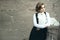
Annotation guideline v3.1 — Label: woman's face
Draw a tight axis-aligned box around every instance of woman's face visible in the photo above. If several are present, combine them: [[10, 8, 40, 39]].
[[40, 5, 45, 12]]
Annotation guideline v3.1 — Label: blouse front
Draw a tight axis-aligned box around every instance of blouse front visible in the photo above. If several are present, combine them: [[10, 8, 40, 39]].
[[33, 12, 50, 28]]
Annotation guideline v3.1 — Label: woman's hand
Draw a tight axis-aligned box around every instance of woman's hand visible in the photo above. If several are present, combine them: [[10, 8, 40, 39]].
[[36, 28, 40, 31]]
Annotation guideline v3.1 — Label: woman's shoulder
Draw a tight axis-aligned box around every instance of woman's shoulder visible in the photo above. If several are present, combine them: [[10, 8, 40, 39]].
[[33, 12, 50, 15], [46, 12, 49, 14], [33, 12, 37, 15], [45, 12, 50, 15], [33, 13, 36, 17]]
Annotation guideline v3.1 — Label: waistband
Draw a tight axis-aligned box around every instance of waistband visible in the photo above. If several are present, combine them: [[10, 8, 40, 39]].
[[33, 26, 48, 29]]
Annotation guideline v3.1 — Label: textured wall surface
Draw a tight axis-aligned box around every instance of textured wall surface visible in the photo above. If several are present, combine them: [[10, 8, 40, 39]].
[[0, 0, 60, 40]]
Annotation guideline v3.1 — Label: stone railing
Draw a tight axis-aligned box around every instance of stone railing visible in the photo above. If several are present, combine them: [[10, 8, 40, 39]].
[[47, 26, 60, 40]]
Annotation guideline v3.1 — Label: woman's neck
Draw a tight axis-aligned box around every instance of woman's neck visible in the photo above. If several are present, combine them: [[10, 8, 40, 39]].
[[39, 12, 44, 13]]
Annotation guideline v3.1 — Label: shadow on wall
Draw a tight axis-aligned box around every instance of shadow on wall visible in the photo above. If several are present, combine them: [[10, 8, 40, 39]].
[[0, 14, 3, 40], [0, 28, 2, 40]]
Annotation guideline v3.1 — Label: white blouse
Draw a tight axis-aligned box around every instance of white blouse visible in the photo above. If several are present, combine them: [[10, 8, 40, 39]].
[[33, 12, 50, 28]]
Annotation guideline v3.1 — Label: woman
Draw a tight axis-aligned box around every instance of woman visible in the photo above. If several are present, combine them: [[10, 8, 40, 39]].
[[29, 2, 51, 40]]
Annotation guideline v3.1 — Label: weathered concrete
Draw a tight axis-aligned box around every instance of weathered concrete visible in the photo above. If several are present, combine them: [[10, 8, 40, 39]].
[[0, 0, 60, 40]]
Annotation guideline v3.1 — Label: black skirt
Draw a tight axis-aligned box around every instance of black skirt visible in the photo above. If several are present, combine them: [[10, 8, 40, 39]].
[[29, 26, 48, 40]]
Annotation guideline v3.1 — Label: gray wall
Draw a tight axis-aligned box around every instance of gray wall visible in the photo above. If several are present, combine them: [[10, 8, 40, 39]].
[[0, 0, 60, 40]]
